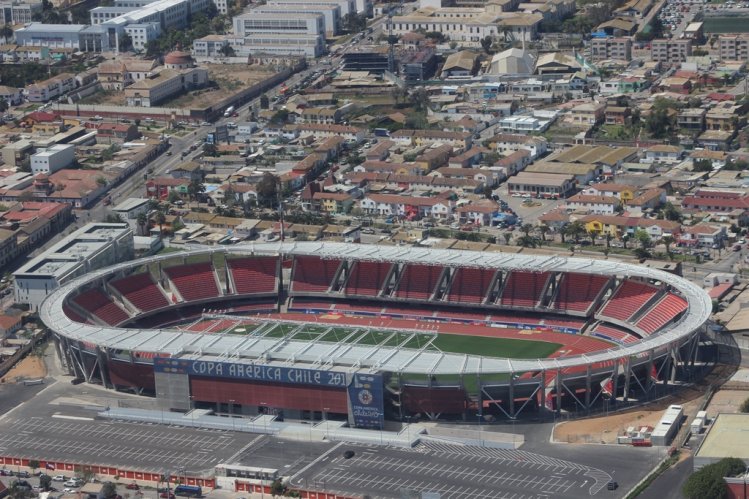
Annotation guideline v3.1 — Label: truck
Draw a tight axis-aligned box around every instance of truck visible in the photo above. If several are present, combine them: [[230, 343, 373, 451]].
[[223, 106, 235, 117]]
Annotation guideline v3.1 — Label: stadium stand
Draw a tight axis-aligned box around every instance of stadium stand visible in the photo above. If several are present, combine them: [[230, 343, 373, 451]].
[[499, 271, 550, 308], [394, 264, 443, 300], [446, 268, 495, 304], [590, 323, 639, 344], [165, 263, 220, 301], [110, 273, 170, 312], [227, 257, 278, 295], [290, 256, 340, 294], [551, 273, 610, 314], [344, 261, 392, 296], [63, 304, 89, 324], [72, 288, 130, 326], [635, 293, 688, 334], [597, 280, 660, 322]]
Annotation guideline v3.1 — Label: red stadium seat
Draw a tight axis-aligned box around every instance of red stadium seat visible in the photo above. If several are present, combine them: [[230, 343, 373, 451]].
[[165, 263, 220, 301], [635, 293, 688, 334], [598, 280, 660, 322], [446, 268, 495, 304], [227, 257, 278, 295], [290, 256, 341, 294], [110, 273, 169, 312], [72, 288, 130, 326], [344, 261, 391, 297], [590, 323, 639, 344], [394, 264, 442, 301], [551, 273, 610, 314], [499, 271, 550, 308]]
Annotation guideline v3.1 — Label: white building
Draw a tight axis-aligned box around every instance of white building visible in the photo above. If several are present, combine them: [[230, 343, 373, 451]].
[[254, 5, 340, 36], [267, 0, 354, 17], [111, 197, 151, 232], [233, 12, 325, 37], [25, 73, 77, 102], [0, 0, 43, 25], [123, 22, 162, 51], [15, 23, 86, 49], [30, 145, 76, 175], [13, 223, 133, 310], [0, 85, 23, 106], [233, 33, 325, 57]]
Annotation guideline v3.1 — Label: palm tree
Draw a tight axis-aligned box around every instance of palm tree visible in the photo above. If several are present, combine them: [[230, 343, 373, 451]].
[[538, 223, 549, 243], [155, 211, 166, 238], [587, 229, 597, 246], [188, 179, 205, 208], [520, 223, 534, 237], [564, 220, 587, 244], [136, 212, 148, 236], [660, 235, 675, 260], [621, 233, 630, 250], [502, 232, 512, 245], [605, 233, 613, 249], [0, 24, 13, 44]]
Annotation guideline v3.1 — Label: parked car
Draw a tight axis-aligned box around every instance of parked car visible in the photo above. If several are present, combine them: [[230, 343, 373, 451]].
[[63, 479, 82, 487], [52, 475, 67, 482], [16, 471, 30, 479], [126, 483, 140, 490], [160, 492, 175, 499]]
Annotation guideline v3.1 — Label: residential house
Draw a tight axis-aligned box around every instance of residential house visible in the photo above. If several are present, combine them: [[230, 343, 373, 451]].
[[457, 200, 500, 226], [566, 194, 620, 214], [605, 106, 631, 125], [566, 102, 605, 126], [642, 145, 683, 164], [677, 107, 706, 131], [488, 133, 548, 159], [312, 191, 353, 213], [679, 223, 726, 247]]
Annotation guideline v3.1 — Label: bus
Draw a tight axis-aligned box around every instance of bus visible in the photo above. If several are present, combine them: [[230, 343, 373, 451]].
[[174, 485, 202, 497]]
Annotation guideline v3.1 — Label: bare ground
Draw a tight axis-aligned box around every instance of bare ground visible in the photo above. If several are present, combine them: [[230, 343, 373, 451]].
[[2, 354, 47, 383]]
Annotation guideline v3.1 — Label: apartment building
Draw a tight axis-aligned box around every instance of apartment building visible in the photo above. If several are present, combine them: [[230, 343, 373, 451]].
[[24, 73, 76, 102], [719, 34, 749, 61], [124, 67, 208, 107], [267, 0, 354, 17], [589, 36, 631, 62], [650, 39, 692, 63]]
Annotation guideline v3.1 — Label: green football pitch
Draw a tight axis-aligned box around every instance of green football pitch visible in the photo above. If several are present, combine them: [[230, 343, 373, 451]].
[[211, 321, 562, 360]]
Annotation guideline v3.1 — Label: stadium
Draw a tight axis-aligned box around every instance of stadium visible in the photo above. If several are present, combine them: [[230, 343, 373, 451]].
[[39, 242, 712, 428]]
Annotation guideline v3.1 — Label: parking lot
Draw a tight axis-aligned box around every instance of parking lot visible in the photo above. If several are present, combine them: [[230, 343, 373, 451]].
[[0, 381, 254, 474], [291, 441, 613, 499]]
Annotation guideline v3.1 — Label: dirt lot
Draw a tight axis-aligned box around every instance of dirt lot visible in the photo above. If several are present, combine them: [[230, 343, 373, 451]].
[[2, 354, 47, 383], [81, 63, 279, 109]]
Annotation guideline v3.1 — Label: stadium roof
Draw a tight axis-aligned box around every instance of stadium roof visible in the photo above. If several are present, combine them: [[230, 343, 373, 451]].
[[40, 242, 711, 376]]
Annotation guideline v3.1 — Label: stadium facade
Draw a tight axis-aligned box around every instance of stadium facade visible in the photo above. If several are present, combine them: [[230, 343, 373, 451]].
[[40, 243, 711, 428]]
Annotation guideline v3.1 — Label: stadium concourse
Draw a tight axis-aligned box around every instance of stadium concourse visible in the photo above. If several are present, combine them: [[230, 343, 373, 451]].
[[39, 242, 711, 428]]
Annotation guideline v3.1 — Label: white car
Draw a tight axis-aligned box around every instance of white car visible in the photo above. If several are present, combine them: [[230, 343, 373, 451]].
[[64, 479, 82, 487], [52, 475, 67, 482], [63, 488, 76, 493]]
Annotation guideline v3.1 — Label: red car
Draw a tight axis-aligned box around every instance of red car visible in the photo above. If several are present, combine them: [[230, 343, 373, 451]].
[[160, 493, 175, 499], [126, 484, 139, 490]]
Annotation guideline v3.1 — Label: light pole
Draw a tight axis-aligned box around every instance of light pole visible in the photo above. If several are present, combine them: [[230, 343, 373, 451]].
[[228, 399, 235, 431], [476, 413, 483, 447], [260, 402, 268, 434], [189, 396, 195, 426]]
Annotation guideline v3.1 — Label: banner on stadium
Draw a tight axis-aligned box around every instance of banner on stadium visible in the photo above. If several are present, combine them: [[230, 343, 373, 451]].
[[346, 372, 384, 430], [154, 358, 348, 388]]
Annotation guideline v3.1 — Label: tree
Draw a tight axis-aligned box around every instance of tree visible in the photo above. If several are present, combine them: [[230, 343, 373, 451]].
[[635, 229, 652, 249], [563, 220, 587, 244], [502, 232, 512, 245], [520, 223, 534, 237], [342, 12, 367, 33], [480, 36, 493, 54], [203, 142, 218, 157], [260, 93, 270, 109], [269, 479, 286, 497], [517, 234, 540, 248], [188, 178, 205, 206], [155, 211, 166, 238], [219, 43, 235, 57], [661, 201, 682, 222], [621, 233, 630, 250], [257, 172, 279, 208], [28, 460, 39, 475], [538, 224, 549, 242], [740, 396, 749, 413], [409, 87, 430, 112], [118, 33, 133, 52], [0, 24, 13, 43], [145, 39, 161, 58], [660, 235, 675, 259], [136, 212, 148, 236], [102, 482, 117, 499], [39, 474, 52, 492], [692, 158, 713, 172], [0, 98, 8, 114], [683, 457, 746, 499]]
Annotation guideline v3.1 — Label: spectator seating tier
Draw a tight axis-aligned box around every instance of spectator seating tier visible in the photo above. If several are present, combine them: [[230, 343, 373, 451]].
[[499, 271, 550, 308], [590, 323, 639, 344], [344, 261, 392, 296], [598, 280, 660, 322], [227, 257, 278, 295], [552, 273, 610, 314], [446, 268, 495, 304], [165, 263, 220, 301], [291, 256, 341, 294], [635, 293, 688, 334], [72, 288, 130, 326], [394, 264, 443, 300], [110, 272, 170, 312]]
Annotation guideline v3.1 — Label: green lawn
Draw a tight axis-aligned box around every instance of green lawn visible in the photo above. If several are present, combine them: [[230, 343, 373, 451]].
[[432, 335, 561, 359]]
